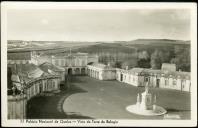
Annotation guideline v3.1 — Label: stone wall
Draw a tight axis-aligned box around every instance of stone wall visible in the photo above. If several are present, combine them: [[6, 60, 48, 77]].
[[8, 95, 27, 119]]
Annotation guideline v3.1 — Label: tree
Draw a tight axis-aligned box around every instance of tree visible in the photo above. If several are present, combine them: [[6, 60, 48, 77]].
[[171, 46, 190, 72], [137, 51, 150, 68], [150, 50, 163, 69], [121, 58, 138, 69], [138, 51, 149, 60]]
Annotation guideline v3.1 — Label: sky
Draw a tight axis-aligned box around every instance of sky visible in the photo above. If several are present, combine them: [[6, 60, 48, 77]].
[[7, 9, 191, 41]]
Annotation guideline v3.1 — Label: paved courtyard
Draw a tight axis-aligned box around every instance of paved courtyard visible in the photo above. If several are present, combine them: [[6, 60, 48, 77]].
[[63, 76, 191, 119], [27, 76, 191, 119]]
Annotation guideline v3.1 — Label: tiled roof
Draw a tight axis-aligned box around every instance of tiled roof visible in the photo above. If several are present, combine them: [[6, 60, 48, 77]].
[[11, 74, 20, 83], [161, 63, 176, 71], [7, 51, 32, 60], [8, 64, 61, 88], [128, 67, 190, 80], [129, 68, 144, 73], [8, 64, 44, 79], [144, 69, 162, 75], [90, 62, 113, 69], [53, 52, 88, 58], [39, 62, 65, 73], [27, 68, 44, 78], [76, 52, 88, 56]]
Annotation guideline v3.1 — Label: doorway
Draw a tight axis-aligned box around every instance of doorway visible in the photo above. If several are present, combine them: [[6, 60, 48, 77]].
[[81, 68, 86, 75], [39, 83, 42, 93], [120, 74, 123, 81], [76, 68, 80, 75], [156, 79, 160, 88], [68, 68, 72, 75]]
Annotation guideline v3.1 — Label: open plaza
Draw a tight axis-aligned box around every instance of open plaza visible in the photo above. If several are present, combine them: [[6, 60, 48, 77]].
[[27, 76, 191, 120]]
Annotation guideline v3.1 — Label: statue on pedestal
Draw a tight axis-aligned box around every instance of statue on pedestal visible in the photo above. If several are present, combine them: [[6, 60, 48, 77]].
[[126, 80, 167, 116], [153, 94, 157, 110], [136, 93, 141, 107], [140, 81, 152, 110]]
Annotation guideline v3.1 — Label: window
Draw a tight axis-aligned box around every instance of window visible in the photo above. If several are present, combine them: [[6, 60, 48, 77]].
[[165, 79, 168, 86], [71, 60, 74, 66], [31, 86, 34, 96], [182, 80, 185, 89], [45, 82, 47, 90], [82, 60, 85, 66], [53, 81, 55, 88], [77, 59, 80, 66], [145, 77, 149, 82], [173, 79, 177, 86], [35, 84, 38, 93]]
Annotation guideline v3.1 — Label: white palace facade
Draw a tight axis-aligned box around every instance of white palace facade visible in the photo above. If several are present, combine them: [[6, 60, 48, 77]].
[[87, 63, 116, 80], [51, 52, 98, 75], [87, 63, 191, 92]]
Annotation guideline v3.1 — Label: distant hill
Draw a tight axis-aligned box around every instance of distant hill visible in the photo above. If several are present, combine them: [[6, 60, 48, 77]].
[[7, 40, 99, 52], [7, 39, 190, 54], [73, 39, 190, 54], [123, 39, 190, 45]]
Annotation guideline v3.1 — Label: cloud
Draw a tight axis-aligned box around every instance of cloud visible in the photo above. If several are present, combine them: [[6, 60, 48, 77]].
[[7, 9, 191, 41]]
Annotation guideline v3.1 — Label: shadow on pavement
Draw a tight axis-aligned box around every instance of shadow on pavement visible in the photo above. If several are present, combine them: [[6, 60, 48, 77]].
[[27, 80, 92, 119], [166, 108, 190, 112]]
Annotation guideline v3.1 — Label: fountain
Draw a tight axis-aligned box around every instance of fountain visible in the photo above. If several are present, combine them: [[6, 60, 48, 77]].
[[126, 82, 167, 116]]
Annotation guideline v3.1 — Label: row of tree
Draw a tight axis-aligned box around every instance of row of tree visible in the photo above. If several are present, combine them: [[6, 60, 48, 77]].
[[96, 45, 190, 72]]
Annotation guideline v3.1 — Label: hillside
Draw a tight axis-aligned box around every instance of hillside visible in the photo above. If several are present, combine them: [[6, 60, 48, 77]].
[[7, 39, 191, 71], [123, 39, 190, 45], [73, 39, 190, 72], [74, 39, 190, 54]]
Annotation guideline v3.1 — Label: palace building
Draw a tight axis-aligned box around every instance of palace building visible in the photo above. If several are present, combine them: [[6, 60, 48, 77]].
[[7, 50, 38, 65], [87, 62, 116, 80], [7, 63, 62, 119], [116, 64, 191, 92], [51, 52, 98, 75]]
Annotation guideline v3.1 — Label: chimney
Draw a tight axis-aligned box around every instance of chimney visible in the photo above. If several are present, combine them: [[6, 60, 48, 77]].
[[126, 66, 129, 70]]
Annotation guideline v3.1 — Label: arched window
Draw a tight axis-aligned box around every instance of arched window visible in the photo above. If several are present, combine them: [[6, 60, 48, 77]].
[[53, 80, 55, 89], [39, 81, 42, 93], [35, 83, 38, 94], [165, 78, 168, 86], [173, 79, 177, 86], [31, 85, 34, 96], [45, 81, 47, 91]]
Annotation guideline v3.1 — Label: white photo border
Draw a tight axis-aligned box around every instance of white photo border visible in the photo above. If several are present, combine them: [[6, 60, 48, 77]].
[[1, 2, 197, 127]]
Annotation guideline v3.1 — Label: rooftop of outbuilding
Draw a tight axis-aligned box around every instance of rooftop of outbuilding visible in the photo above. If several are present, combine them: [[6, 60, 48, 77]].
[[89, 62, 114, 69], [128, 67, 190, 80]]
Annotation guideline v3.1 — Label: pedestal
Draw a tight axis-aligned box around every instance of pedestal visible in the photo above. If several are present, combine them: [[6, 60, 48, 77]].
[[140, 92, 152, 110]]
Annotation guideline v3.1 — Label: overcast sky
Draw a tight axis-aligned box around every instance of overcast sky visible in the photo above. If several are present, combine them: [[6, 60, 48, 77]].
[[7, 9, 190, 41]]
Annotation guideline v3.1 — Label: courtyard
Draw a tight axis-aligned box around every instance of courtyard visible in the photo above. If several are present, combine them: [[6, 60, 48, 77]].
[[27, 76, 191, 120]]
